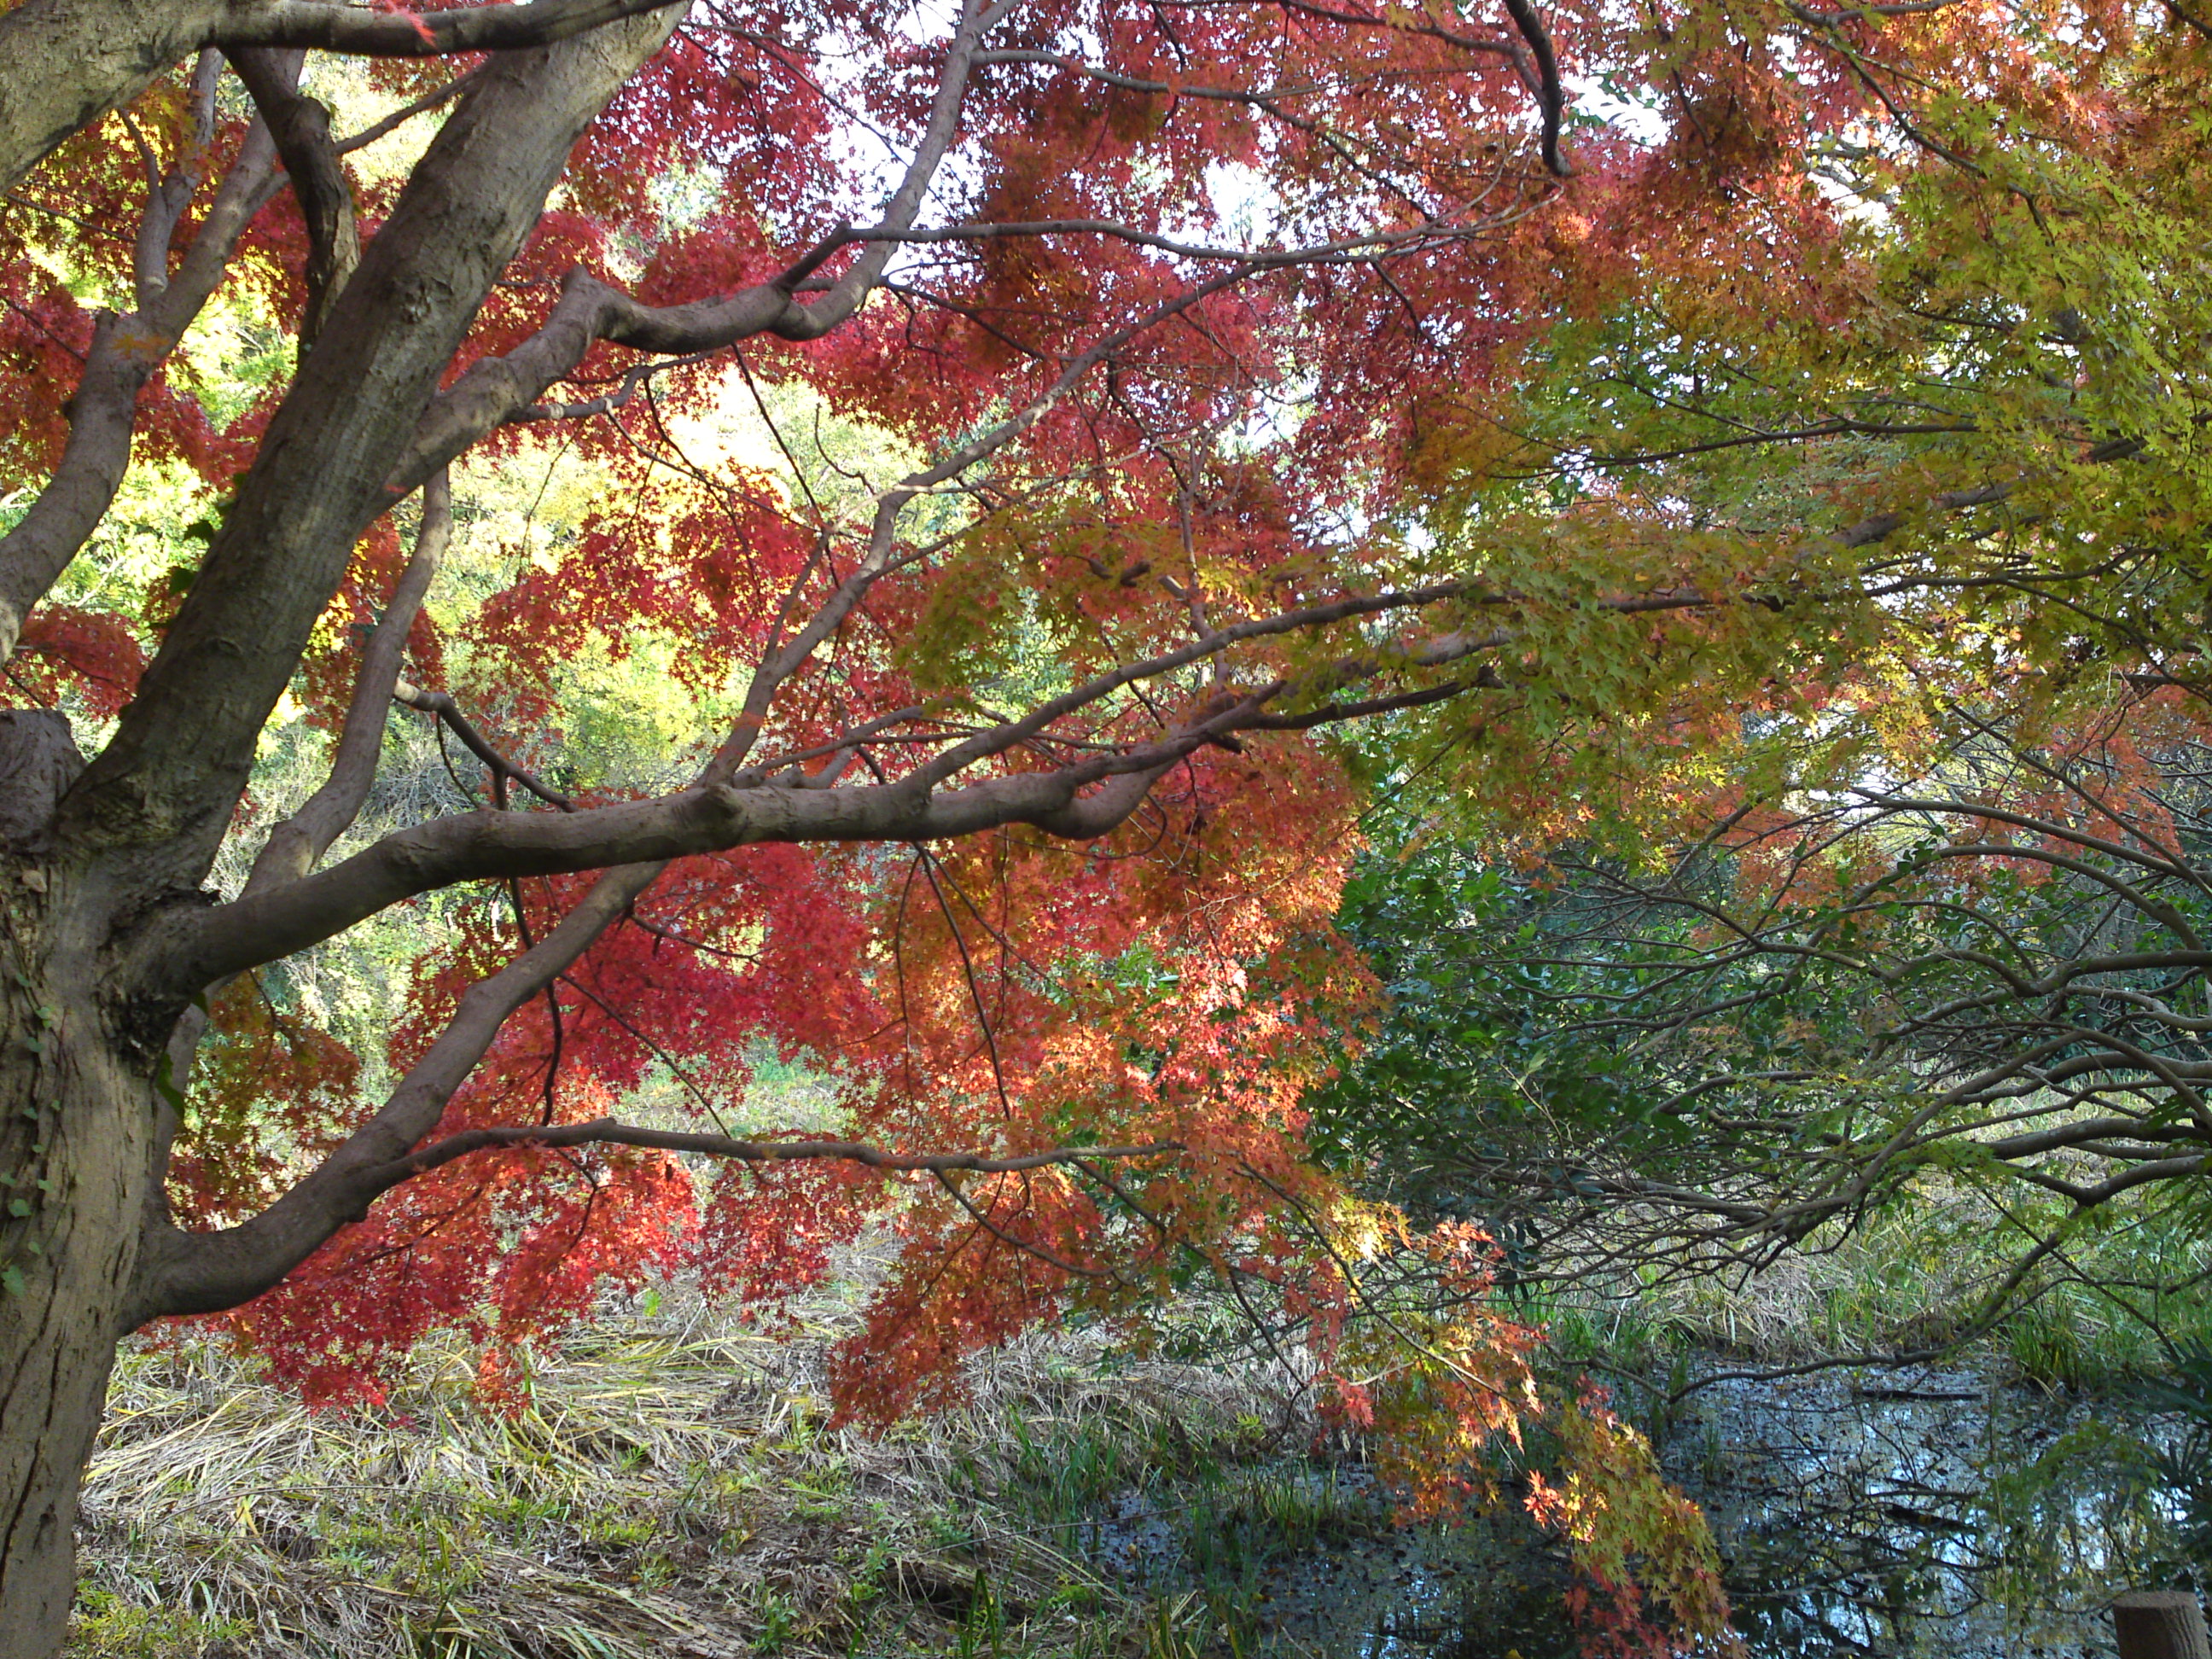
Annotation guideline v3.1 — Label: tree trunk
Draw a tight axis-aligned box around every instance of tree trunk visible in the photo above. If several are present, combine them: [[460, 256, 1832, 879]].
[[0, 1008, 157, 1658], [2116, 1592, 2212, 1659], [0, 714, 160, 1659]]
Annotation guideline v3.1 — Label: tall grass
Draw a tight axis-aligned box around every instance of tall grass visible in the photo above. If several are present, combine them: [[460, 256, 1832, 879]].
[[69, 1284, 1367, 1659]]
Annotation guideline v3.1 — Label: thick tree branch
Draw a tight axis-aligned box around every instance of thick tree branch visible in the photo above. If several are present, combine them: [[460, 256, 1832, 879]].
[[56, 5, 685, 882], [1828, 438, 2139, 549], [387, 0, 1012, 496], [0, 0, 226, 200], [183, 577, 1487, 981], [128, 860, 664, 1324], [157, 738, 1204, 994], [0, 0, 672, 204], [366, 1122, 1183, 1188], [153, 543, 1856, 993], [1498, 0, 1572, 177], [1980, 1117, 2202, 1162], [227, 47, 360, 350], [208, 0, 683, 54], [131, 53, 223, 310]]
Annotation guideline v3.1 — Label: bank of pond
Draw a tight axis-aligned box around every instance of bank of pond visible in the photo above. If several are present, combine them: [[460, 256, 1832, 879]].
[[69, 1319, 2202, 1658], [1071, 1355, 2189, 1658]]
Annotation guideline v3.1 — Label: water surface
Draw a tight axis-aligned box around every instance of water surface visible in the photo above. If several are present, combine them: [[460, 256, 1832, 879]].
[[1094, 1359, 2159, 1657]]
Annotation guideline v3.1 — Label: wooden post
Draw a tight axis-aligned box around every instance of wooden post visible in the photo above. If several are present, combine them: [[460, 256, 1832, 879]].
[[2115, 1592, 2212, 1659]]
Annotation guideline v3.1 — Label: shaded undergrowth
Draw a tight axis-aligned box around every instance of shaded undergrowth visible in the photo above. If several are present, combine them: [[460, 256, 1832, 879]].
[[1518, 1190, 2212, 1403]]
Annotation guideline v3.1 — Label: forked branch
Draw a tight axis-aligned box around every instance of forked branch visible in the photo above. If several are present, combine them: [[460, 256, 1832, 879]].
[[387, 0, 1012, 495], [128, 859, 667, 1323], [393, 680, 575, 812], [229, 47, 361, 348], [245, 473, 452, 893]]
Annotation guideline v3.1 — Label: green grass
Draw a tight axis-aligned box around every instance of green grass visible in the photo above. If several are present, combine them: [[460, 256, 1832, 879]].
[[1514, 1174, 2212, 1397]]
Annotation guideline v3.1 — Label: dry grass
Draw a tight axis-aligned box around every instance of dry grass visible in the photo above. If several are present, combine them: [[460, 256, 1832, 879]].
[[69, 1282, 1305, 1659]]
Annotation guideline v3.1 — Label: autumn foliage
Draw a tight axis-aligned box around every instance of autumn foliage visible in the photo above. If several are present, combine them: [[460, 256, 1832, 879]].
[[6, 0, 2202, 1650]]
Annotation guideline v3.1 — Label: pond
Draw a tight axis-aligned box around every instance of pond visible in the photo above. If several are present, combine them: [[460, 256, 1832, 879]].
[[1088, 1359, 2171, 1658]]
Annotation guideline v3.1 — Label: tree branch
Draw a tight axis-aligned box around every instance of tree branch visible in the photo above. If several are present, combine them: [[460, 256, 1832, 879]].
[[370, 1121, 1182, 1188], [392, 677, 575, 812], [155, 730, 1207, 994], [0, 0, 672, 207], [1498, 0, 1572, 177], [385, 0, 1009, 497], [131, 52, 223, 311], [243, 473, 451, 893], [337, 68, 481, 153], [55, 7, 684, 884], [151, 540, 1853, 993], [228, 47, 361, 350], [208, 0, 684, 56], [0, 113, 281, 667], [699, 265, 1263, 787], [127, 859, 664, 1324]]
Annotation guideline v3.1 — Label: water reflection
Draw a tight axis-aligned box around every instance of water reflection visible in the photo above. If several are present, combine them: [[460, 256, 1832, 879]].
[[1091, 1360, 2155, 1657], [1664, 1365, 2100, 1658]]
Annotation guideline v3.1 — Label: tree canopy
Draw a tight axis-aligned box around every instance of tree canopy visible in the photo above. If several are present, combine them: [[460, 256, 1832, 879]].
[[1313, 2, 2212, 1371], [3, 0, 2208, 1651]]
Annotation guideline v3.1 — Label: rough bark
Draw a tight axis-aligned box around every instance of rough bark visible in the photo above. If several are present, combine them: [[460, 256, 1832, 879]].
[[0, 713, 84, 848], [0, 0, 225, 200], [0, 20, 681, 1656], [2115, 1592, 2212, 1659], [0, 869, 164, 1659], [0, 1080, 145, 1659]]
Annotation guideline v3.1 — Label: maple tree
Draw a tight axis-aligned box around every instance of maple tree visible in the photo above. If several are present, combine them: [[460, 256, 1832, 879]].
[[0, 0, 2177, 1650], [1311, 1, 2212, 1366]]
